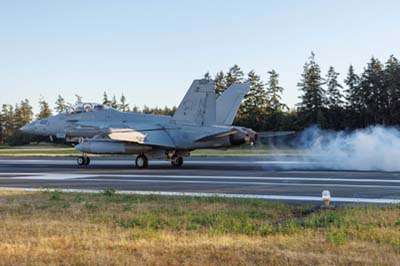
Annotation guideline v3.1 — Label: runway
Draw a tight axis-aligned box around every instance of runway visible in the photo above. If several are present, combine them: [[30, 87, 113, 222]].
[[0, 156, 399, 203]]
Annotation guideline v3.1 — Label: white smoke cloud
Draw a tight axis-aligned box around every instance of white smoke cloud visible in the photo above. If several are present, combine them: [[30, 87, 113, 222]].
[[294, 126, 400, 172]]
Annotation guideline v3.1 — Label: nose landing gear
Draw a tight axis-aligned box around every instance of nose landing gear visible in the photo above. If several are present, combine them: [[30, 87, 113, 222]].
[[135, 154, 149, 169], [167, 150, 187, 167]]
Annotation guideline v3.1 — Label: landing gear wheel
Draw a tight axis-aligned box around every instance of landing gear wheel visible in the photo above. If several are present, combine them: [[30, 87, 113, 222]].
[[171, 156, 184, 167], [77, 156, 85, 166], [135, 154, 148, 169], [77, 156, 90, 166]]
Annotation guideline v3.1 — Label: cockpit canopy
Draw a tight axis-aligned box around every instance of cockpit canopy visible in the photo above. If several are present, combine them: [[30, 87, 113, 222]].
[[67, 103, 110, 114]]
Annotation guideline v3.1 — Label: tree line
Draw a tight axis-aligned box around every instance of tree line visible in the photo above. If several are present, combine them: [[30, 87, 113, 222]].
[[207, 53, 400, 131], [296, 53, 400, 129], [1, 52, 399, 145]]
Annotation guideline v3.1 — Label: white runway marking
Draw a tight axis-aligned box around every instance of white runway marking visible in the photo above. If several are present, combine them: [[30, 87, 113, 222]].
[[0, 173, 93, 180], [0, 187, 399, 204], [15, 174, 93, 180], [1, 173, 400, 189], [77, 178, 400, 189], [97, 174, 400, 183], [2, 173, 400, 184]]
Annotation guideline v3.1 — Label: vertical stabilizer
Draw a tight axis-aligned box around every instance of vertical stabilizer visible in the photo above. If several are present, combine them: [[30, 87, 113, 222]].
[[172, 79, 216, 126], [216, 83, 250, 125]]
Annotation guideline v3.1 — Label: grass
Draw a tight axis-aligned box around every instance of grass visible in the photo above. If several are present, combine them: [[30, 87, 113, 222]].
[[0, 190, 399, 265], [0, 144, 301, 157], [0, 143, 80, 157], [0, 147, 80, 156]]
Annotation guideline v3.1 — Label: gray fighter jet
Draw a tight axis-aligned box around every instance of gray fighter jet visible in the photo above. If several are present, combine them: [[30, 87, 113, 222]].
[[21, 79, 257, 168]]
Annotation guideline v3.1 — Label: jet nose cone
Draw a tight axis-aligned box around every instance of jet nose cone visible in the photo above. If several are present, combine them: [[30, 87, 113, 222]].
[[20, 122, 36, 134]]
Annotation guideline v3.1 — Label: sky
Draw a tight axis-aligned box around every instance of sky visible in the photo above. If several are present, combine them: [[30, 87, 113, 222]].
[[0, 0, 399, 114]]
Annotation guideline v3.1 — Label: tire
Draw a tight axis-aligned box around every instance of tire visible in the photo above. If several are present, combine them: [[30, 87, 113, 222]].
[[84, 157, 91, 166], [171, 156, 184, 167], [77, 156, 85, 166], [135, 154, 148, 169]]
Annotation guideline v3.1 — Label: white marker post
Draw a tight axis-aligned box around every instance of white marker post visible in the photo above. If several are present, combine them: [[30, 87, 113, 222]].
[[322, 190, 331, 207]]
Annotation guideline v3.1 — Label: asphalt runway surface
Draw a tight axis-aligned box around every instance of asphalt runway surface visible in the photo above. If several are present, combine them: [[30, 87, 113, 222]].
[[0, 156, 399, 204]]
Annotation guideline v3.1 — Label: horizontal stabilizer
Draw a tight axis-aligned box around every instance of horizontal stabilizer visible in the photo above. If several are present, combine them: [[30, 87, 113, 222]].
[[195, 129, 237, 142], [258, 131, 296, 138]]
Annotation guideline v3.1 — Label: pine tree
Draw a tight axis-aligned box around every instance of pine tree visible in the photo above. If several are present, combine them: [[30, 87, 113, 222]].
[[242, 70, 268, 114], [55, 95, 69, 113], [359, 57, 386, 125], [266, 70, 287, 112], [214, 71, 226, 96], [297, 52, 326, 126], [325, 66, 344, 108], [111, 95, 118, 109], [14, 99, 33, 128], [235, 70, 269, 129], [384, 55, 400, 124], [131, 105, 140, 113], [162, 106, 177, 116], [37, 97, 53, 119], [344, 65, 361, 109], [5, 100, 33, 145], [103, 92, 111, 106], [225, 65, 244, 87], [119, 94, 129, 112], [0, 104, 14, 143], [344, 65, 363, 128], [324, 67, 344, 129], [142, 105, 151, 114]]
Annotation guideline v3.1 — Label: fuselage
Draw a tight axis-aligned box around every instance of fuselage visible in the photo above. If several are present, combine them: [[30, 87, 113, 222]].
[[21, 109, 171, 139], [21, 108, 256, 152], [19, 79, 255, 168]]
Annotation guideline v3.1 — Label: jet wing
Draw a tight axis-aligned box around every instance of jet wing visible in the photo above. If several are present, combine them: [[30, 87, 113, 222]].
[[73, 122, 177, 148], [108, 126, 235, 148]]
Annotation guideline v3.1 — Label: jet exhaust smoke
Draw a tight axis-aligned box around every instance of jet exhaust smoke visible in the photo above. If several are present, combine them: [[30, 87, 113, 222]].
[[290, 125, 400, 172]]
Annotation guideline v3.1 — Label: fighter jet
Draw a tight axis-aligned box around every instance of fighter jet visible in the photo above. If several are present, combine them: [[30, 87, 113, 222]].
[[20, 79, 257, 168]]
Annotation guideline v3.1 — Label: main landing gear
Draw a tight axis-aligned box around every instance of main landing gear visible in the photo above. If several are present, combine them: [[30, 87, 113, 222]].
[[77, 155, 90, 166], [135, 154, 149, 169], [171, 156, 184, 167]]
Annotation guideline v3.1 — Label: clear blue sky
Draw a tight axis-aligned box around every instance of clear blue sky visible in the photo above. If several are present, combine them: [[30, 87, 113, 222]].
[[1, 0, 399, 113]]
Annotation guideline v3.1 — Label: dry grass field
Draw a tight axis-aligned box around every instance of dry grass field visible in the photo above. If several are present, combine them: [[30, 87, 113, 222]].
[[0, 190, 399, 266]]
